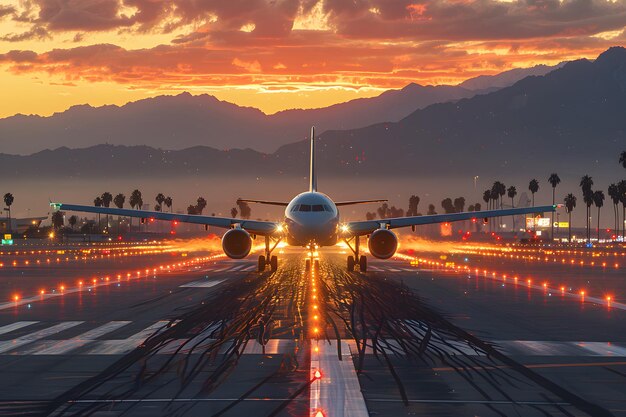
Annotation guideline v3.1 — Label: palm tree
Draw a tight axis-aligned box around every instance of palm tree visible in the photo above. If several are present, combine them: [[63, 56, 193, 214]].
[[507, 186, 517, 231], [619, 180, 626, 239], [620, 150, 626, 169], [94, 196, 103, 230], [548, 173, 561, 240], [101, 192, 113, 233], [155, 193, 165, 211], [608, 184, 620, 237], [482, 190, 491, 210], [68, 215, 78, 231], [528, 179, 539, 206], [196, 197, 207, 214], [564, 194, 577, 242], [583, 190, 594, 243], [3, 193, 13, 232], [528, 179, 539, 231], [114, 193, 125, 234], [164, 196, 173, 213], [593, 190, 605, 241], [129, 190, 142, 232], [580, 175, 593, 242]]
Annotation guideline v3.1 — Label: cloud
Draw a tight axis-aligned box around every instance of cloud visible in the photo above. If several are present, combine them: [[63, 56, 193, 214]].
[[0, 5, 15, 19], [1, 26, 50, 42], [0, 0, 625, 104]]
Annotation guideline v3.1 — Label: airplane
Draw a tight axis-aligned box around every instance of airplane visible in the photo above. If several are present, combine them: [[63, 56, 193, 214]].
[[52, 127, 557, 273]]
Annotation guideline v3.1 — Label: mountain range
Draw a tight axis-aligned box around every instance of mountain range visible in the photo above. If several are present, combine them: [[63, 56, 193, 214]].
[[0, 47, 623, 181], [0, 62, 562, 155]]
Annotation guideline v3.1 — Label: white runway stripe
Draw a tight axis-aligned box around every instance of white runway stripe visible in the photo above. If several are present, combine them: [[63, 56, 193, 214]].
[[387, 268, 402, 272], [26, 321, 132, 355], [241, 265, 256, 272], [575, 342, 626, 356], [180, 279, 225, 288], [368, 266, 383, 271], [85, 321, 171, 355], [0, 322, 83, 354], [0, 321, 39, 336], [311, 340, 369, 417]]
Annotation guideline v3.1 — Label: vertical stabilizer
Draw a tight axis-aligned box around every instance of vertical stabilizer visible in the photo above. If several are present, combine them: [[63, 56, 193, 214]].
[[309, 126, 317, 192]]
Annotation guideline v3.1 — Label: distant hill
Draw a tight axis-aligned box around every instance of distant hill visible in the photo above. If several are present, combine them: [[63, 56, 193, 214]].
[[458, 62, 566, 91], [0, 63, 562, 155], [275, 47, 626, 178]]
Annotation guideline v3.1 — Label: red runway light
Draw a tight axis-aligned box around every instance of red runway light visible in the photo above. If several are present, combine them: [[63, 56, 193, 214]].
[[314, 370, 322, 379]]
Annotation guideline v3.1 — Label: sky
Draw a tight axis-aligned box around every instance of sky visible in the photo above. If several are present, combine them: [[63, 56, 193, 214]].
[[0, 0, 625, 118]]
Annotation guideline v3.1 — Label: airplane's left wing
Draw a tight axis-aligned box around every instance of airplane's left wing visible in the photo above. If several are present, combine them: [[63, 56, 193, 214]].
[[52, 203, 279, 236], [345, 205, 558, 236]]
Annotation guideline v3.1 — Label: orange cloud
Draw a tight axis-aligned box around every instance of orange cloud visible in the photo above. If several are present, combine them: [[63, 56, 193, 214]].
[[0, 0, 625, 115]]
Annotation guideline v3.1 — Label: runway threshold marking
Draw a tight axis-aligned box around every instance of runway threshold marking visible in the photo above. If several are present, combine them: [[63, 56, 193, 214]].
[[0, 321, 83, 354], [310, 340, 369, 417], [0, 321, 39, 336], [24, 321, 132, 355], [84, 320, 170, 355], [180, 279, 225, 288]]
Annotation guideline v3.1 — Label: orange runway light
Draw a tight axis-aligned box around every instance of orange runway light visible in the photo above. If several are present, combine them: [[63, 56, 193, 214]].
[[315, 411, 325, 417], [314, 370, 322, 379], [12, 295, 19, 302], [314, 346, 319, 353], [60, 285, 65, 291], [40, 290, 45, 295]]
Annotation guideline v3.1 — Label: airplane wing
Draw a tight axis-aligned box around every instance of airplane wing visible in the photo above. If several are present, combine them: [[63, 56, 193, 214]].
[[236, 199, 289, 207], [335, 199, 388, 206], [345, 205, 558, 236], [52, 203, 279, 236]]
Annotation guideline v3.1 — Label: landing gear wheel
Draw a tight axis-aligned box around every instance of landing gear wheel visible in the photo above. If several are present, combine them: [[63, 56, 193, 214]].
[[305, 259, 311, 272], [359, 255, 367, 272], [347, 255, 355, 272], [270, 255, 278, 271], [315, 259, 320, 270], [258, 255, 266, 272]]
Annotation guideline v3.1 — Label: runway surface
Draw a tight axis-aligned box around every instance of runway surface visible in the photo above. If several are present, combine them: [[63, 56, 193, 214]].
[[0, 239, 625, 416]]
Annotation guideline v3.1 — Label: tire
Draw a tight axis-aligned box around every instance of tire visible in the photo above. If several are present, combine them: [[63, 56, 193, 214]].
[[314, 259, 320, 270], [258, 255, 266, 272], [270, 255, 278, 271], [305, 259, 311, 272], [347, 255, 355, 272], [359, 255, 367, 272]]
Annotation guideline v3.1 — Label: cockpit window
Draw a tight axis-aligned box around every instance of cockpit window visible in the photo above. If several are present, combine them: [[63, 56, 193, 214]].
[[312, 205, 324, 212], [323, 205, 332, 212], [299, 204, 312, 212], [291, 205, 300, 212]]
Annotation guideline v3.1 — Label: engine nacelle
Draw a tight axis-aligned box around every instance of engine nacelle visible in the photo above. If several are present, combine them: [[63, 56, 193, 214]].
[[222, 229, 252, 259], [368, 229, 398, 259]]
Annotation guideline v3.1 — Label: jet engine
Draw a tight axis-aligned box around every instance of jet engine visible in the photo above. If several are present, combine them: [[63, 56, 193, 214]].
[[222, 229, 252, 259], [368, 229, 398, 259]]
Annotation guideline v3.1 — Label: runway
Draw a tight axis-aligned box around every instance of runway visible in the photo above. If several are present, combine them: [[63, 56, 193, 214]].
[[0, 239, 624, 416]]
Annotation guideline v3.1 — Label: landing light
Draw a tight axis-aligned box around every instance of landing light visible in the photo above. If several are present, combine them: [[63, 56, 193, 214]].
[[276, 224, 285, 233]]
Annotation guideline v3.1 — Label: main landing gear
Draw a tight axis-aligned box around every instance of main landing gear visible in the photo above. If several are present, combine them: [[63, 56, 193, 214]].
[[344, 236, 367, 272], [258, 236, 281, 272]]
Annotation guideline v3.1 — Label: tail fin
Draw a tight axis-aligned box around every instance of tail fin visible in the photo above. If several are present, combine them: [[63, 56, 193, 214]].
[[309, 126, 317, 192]]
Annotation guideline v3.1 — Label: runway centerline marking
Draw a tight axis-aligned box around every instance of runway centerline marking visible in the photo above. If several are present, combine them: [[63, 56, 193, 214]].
[[311, 340, 368, 417]]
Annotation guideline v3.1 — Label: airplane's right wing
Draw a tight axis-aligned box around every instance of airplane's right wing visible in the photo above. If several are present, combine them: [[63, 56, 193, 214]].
[[52, 203, 279, 236], [346, 205, 558, 236]]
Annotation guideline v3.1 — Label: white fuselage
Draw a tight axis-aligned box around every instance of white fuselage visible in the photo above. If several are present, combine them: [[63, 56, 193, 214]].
[[284, 192, 339, 247]]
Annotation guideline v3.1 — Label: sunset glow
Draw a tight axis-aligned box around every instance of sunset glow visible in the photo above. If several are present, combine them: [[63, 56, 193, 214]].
[[1, 0, 625, 116]]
